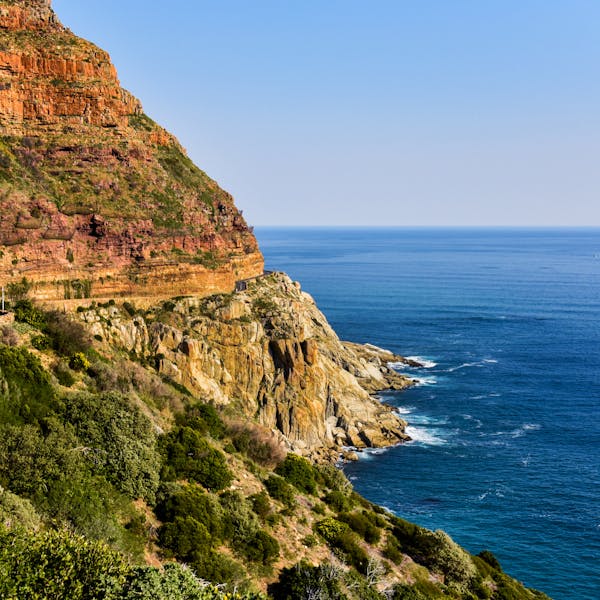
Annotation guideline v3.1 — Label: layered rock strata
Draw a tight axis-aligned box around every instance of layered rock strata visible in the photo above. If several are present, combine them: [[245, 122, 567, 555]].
[[80, 273, 414, 456], [0, 0, 263, 300]]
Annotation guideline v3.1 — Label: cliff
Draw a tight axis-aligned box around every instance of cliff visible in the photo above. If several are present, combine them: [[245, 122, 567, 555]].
[[79, 272, 414, 457], [0, 0, 263, 300]]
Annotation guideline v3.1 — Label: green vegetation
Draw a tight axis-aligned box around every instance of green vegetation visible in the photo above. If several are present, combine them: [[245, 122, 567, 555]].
[[0, 301, 550, 599]]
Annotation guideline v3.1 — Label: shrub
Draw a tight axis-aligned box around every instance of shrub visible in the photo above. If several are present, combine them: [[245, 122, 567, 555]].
[[31, 334, 51, 350], [0, 345, 56, 425], [323, 490, 354, 513], [123, 301, 137, 316], [156, 485, 224, 540], [62, 392, 161, 503], [179, 402, 225, 439], [190, 550, 246, 586], [314, 518, 349, 545], [243, 529, 280, 565], [0, 487, 41, 531], [159, 516, 211, 561], [268, 562, 346, 600], [159, 427, 233, 491], [275, 454, 317, 495], [220, 491, 259, 546], [383, 537, 403, 565], [43, 310, 91, 356], [53, 359, 75, 387], [250, 491, 272, 521], [122, 563, 208, 600], [338, 511, 381, 544], [69, 352, 90, 371], [264, 475, 296, 508], [0, 528, 129, 600], [316, 464, 352, 493], [13, 299, 45, 328], [478, 550, 502, 571]]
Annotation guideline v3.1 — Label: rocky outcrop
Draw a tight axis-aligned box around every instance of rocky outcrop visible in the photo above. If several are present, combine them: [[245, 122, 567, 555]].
[[80, 273, 416, 457], [0, 0, 262, 300]]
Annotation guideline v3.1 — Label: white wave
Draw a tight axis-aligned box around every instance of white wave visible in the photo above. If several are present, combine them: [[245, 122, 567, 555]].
[[470, 392, 501, 400], [405, 425, 448, 446], [405, 356, 438, 368], [411, 376, 438, 386], [511, 423, 541, 438], [447, 359, 497, 372], [394, 406, 414, 415]]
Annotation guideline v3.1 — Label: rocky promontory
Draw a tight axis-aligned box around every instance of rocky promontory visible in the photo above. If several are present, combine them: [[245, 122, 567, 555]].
[[79, 273, 415, 457]]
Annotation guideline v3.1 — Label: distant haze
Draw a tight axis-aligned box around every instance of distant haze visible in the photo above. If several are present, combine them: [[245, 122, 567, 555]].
[[54, 0, 600, 227]]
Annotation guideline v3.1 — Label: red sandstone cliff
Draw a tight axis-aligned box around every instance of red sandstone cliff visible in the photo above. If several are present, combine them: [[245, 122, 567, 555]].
[[0, 0, 263, 301]]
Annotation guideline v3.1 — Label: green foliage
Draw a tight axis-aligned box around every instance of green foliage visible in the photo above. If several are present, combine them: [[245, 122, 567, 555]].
[[178, 402, 225, 439], [220, 491, 260, 545], [315, 517, 349, 545], [159, 426, 233, 491], [156, 485, 224, 540], [13, 299, 45, 328], [324, 490, 354, 513], [53, 359, 75, 387], [269, 562, 347, 600], [43, 309, 91, 356], [264, 475, 296, 507], [69, 351, 90, 371], [6, 277, 31, 302], [31, 333, 51, 350], [383, 537, 404, 565], [250, 491, 272, 521], [159, 516, 211, 561], [275, 453, 317, 495], [478, 549, 502, 571], [316, 464, 352, 493], [243, 529, 280, 565], [0, 345, 56, 425], [191, 550, 247, 586], [62, 392, 161, 503], [338, 511, 382, 544], [0, 527, 129, 600], [0, 487, 41, 531]]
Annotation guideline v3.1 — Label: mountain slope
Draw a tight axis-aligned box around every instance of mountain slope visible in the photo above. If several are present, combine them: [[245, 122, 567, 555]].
[[0, 0, 262, 300]]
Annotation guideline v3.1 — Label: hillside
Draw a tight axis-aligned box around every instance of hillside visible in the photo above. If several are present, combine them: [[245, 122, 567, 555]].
[[0, 0, 262, 301], [0, 295, 550, 599]]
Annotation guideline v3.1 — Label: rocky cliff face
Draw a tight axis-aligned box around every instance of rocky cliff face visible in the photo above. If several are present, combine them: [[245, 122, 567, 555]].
[[0, 0, 262, 300], [80, 273, 414, 456]]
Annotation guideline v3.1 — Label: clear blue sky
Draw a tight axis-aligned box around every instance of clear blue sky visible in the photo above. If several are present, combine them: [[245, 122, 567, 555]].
[[53, 0, 600, 226]]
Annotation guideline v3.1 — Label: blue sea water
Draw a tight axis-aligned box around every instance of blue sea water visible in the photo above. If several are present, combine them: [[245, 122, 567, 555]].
[[255, 228, 600, 600]]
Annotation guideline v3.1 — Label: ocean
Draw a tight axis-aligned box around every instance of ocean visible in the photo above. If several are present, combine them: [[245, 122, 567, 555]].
[[255, 227, 600, 600]]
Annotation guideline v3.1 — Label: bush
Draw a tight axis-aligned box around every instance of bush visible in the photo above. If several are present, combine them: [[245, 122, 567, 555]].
[[264, 475, 296, 508], [275, 454, 317, 495], [156, 485, 224, 540], [31, 334, 51, 350], [268, 562, 346, 600], [242, 529, 280, 565], [190, 550, 246, 586], [179, 402, 225, 439], [220, 491, 259, 546], [43, 310, 91, 356], [338, 511, 381, 544], [159, 427, 233, 491], [122, 563, 208, 599], [53, 359, 75, 387], [62, 392, 161, 503], [478, 550, 502, 571], [159, 516, 211, 561], [13, 299, 45, 328], [0, 487, 41, 531], [323, 490, 354, 513], [69, 352, 90, 371], [0, 528, 128, 600], [0, 345, 56, 425], [250, 491, 272, 521]]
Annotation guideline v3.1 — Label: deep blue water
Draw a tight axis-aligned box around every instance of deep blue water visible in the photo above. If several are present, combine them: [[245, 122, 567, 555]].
[[255, 228, 600, 600]]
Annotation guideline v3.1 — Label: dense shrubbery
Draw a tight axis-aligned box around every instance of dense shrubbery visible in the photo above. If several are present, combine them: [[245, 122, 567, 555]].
[[315, 518, 369, 574], [264, 474, 296, 507], [338, 511, 382, 544], [269, 562, 347, 600], [0, 528, 265, 599], [324, 490, 355, 513], [158, 426, 233, 491], [178, 401, 226, 439], [62, 391, 161, 503], [275, 453, 317, 495], [0, 345, 56, 425]]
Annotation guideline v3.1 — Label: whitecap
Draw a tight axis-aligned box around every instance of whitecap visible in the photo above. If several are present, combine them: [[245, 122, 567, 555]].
[[447, 359, 497, 372], [411, 375, 438, 386], [405, 356, 438, 368], [394, 406, 414, 415], [405, 425, 448, 446]]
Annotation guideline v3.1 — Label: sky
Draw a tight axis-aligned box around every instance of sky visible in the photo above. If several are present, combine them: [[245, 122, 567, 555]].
[[53, 0, 600, 227]]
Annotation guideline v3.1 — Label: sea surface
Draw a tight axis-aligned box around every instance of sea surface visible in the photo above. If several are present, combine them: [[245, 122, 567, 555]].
[[255, 227, 600, 600]]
